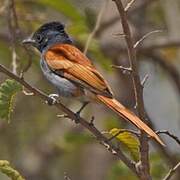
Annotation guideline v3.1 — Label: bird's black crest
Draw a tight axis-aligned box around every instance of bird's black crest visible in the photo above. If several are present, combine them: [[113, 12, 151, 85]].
[[35, 21, 65, 34]]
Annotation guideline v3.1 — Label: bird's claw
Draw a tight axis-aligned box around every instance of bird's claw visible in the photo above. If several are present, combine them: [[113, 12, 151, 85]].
[[46, 94, 59, 105], [76, 101, 89, 115]]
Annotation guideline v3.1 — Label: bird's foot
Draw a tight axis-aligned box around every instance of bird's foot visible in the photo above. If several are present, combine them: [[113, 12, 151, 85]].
[[46, 94, 59, 105], [76, 101, 89, 115], [74, 101, 89, 124]]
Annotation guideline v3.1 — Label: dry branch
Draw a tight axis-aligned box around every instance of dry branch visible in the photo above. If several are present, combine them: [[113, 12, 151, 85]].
[[112, 0, 151, 179], [0, 63, 137, 175]]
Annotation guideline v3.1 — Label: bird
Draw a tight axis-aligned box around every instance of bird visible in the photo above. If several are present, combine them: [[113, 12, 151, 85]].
[[22, 21, 164, 145]]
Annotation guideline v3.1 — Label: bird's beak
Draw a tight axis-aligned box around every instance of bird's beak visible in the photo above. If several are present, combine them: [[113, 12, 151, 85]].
[[22, 37, 36, 45]]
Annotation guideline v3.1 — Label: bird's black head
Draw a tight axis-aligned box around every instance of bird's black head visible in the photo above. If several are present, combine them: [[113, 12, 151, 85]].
[[22, 21, 72, 52]]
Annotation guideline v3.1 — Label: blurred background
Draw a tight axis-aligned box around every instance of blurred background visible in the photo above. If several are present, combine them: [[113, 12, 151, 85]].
[[0, 0, 180, 179]]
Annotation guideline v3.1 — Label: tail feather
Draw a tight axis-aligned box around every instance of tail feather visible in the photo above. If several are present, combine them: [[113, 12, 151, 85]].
[[97, 95, 165, 146]]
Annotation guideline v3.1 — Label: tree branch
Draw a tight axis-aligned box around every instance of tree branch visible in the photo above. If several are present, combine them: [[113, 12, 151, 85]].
[[156, 130, 180, 146], [112, 0, 151, 179], [0, 63, 138, 175]]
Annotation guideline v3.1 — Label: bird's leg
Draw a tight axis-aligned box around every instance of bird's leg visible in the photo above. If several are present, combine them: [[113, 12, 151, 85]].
[[46, 94, 59, 105], [74, 101, 89, 123]]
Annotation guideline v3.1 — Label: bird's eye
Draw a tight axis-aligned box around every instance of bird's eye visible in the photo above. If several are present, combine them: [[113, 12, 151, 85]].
[[36, 34, 42, 42]]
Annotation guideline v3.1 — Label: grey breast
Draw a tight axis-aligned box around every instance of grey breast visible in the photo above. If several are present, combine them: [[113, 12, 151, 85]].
[[40, 58, 78, 97]]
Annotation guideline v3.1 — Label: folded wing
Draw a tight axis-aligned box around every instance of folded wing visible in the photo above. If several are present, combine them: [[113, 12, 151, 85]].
[[44, 44, 113, 97]]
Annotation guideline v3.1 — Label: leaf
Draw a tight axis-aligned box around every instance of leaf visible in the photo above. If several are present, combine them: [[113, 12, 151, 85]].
[[109, 128, 140, 161], [0, 160, 25, 180], [0, 79, 22, 122]]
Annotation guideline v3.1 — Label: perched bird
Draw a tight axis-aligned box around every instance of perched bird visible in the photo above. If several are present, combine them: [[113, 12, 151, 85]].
[[22, 21, 164, 145]]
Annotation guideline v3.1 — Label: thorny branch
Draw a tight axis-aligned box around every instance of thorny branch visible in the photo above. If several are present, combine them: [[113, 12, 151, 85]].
[[112, 0, 151, 179], [0, 64, 137, 175]]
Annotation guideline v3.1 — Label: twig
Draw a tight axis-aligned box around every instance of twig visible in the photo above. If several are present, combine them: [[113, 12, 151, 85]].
[[7, 0, 32, 77], [102, 40, 180, 54], [125, 0, 136, 11], [141, 74, 149, 87], [134, 30, 163, 49], [112, 32, 126, 37], [156, 130, 180, 146], [111, 65, 132, 74], [163, 162, 180, 180], [7, 0, 19, 75], [113, 0, 151, 179], [0, 63, 138, 175], [57, 114, 69, 118], [83, 0, 108, 54], [12, 47, 18, 74], [96, 0, 157, 37]]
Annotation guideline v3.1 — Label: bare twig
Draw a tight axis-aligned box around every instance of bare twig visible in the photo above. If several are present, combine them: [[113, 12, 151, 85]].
[[7, 0, 33, 77], [0, 63, 138, 175], [156, 130, 180, 146], [111, 65, 132, 74], [7, 0, 19, 75], [113, 0, 151, 179], [96, 0, 157, 37], [125, 0, 136, 11], [163, 162, 180, 180], [134, 30, 163, 49], [83, 0, 108, 54], [141, 74, 149, 87]]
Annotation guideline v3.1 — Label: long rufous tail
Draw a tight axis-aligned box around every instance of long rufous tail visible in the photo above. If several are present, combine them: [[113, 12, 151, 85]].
[[96, 95, 165, 146]]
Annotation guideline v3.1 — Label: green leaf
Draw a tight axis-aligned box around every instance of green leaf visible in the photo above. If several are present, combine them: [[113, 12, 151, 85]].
[[109, 128, 140, 161], [0, 79, 22, 122], [0, 160, 25, 180]]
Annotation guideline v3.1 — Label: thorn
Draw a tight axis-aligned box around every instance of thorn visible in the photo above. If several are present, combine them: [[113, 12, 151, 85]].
[[111, 65, 132, 75], [112, 32, 126, 37], [89, 116, 95, 126], [134, 30, 163, 49], [141, 74, 149, 87], [57, 114, 69, 118], [125, 0, 136, 12], [134, 102, 138, 110]]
